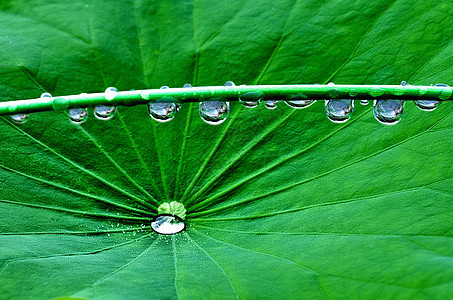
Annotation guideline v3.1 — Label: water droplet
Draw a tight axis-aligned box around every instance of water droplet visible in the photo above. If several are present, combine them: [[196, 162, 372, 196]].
[[94, 105, 116, 120], [11, 114, 28, 124], [437, 83, 452, 100], [105, 87, 118, 101], [349, 89, 359, 97], [401, 81, 407, 86], [148, 102, 181, 122], [199, 101, 229, 125], [40, 92, 52, 102], [328, 88, 339, 98], [183, 83, 192, 88], [373, 99, 404, 125], [327, 82, 335, 87], [52, 97, 69, 111], [391, 83, 406, 96], [264, 100, 278, 109], [368, 87, 385, 97], [285, 94, 315, 109], [224, 81, 235, 87], [359, 100, 369, 105], [239, 91, 262, 108], [415, 83, 447, 111], [68, 107, 88, 124], [151, 215, 185, 235], [418, 86, 429, 96], [325, 99, 354, 123]]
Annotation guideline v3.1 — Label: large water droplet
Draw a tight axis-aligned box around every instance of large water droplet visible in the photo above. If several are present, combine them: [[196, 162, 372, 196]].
[[94, 105, 116, 120], [148, 102, 181, 122], [325, 99, 354, 123], [11, 114, 28, 124], [373, 99, 404, 125], [285, 94, 315, 109], [68, 107, 88, 124], [239, 91, 262, 108], [105, 87, 118, 101], [151, 215, 185, 235], [199, 101, 229, 125], [264, 100, 278, 109], [415, 83, 447, 111]]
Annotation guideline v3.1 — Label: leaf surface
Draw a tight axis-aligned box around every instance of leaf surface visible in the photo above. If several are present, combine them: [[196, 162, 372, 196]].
[[1, 0, 453, 299]]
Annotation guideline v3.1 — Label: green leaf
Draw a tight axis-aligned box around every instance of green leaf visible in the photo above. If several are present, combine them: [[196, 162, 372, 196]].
[[1, 0, 453, 298]]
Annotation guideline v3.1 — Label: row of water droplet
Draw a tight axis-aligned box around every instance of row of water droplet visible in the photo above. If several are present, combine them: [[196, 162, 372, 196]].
[[10, 82, 449, 126]]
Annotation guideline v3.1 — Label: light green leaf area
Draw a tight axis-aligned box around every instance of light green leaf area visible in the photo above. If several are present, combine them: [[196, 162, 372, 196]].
[[1, 0, 453, 299]]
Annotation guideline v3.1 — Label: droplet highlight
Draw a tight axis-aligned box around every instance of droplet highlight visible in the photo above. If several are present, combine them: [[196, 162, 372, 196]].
[[199, 101, 229, 125], [105, 87, 118, 101], [325, 99, 354, 123], [415, 83, 447, 111], [94, 105, 116, 120], [151, 215, 185, 235], [68, 107, 88, 124], [373, 99, 404, 125], [359, 100, 369, 106]]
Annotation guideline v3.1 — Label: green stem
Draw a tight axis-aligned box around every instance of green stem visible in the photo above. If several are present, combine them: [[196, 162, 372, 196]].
[[1, 84, 450, 115]]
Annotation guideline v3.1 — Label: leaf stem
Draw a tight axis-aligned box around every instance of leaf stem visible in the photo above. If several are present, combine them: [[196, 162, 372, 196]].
[[0, 84, 450, 115]]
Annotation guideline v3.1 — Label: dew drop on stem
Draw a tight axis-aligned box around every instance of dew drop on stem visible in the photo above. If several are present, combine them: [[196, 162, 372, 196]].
[[239, 91, 262, 108], [11, 113, 28, 124], [148, 86, 181, 122], [94, 105, 117, 120], [325, 99, 353, 123], [68, 107, 88, 124], [264, 100, 279, 109], [415, 83, 448, 111], [104, 87, 118, 101], [285, 94, 315, 109], [199, 100, 230, 125], [373, 99, 404, 125]]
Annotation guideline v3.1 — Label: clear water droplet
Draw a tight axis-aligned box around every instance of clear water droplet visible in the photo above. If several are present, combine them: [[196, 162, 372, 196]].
[[415, 83, 447, 111], [239, 91, 262, 108], [285, 94, 315, 109], [359, 100, 369, 105], [148, 102, 181, 122], [94, 105, 116, 120], [224, 81, 235, 87], [400, 81, 408, 86], [40, 92, 52, 101], [68, 107, 88, 124], [437, 83, 452, 100], [327, 82, 335, 87], [264, 100, 278, 109], [105, 87, 118, 101], [151, 215, 185, 235], [325, 99, 354, 123], [349, 89, 359, 97], [373, 99, 404, 125], [183, 83, 192, 88], [199, 101, 229, 125], [328, 88, 339, 98], [368, 87, 385, 97], [418, 86, 429, 96], [11, 114, 28, 124]]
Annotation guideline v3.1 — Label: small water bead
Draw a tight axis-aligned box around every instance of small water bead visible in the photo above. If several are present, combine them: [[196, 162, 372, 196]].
[[11, 113, 28, 124], [415, 83, 448, 111], [373, 99, 404, 125], [348, 89, 359, 97], [52, 97, 69, 111], [68, 107, 88, 124], [368, 87, 385, 97], [105, 87, 118, 101], [264, 100, 279, 109], [437, 83, 452, 101], [94, 105, 116, 120], [224, 81, 235, 87], [325, 99, 354, 123], [40, 92, 52, 101], [199, 100, 229, 125], [285, 94, 315, 109], [183, 83, 192, 88], [151, 215, 185, 235], [239, 91, 262, 108]]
